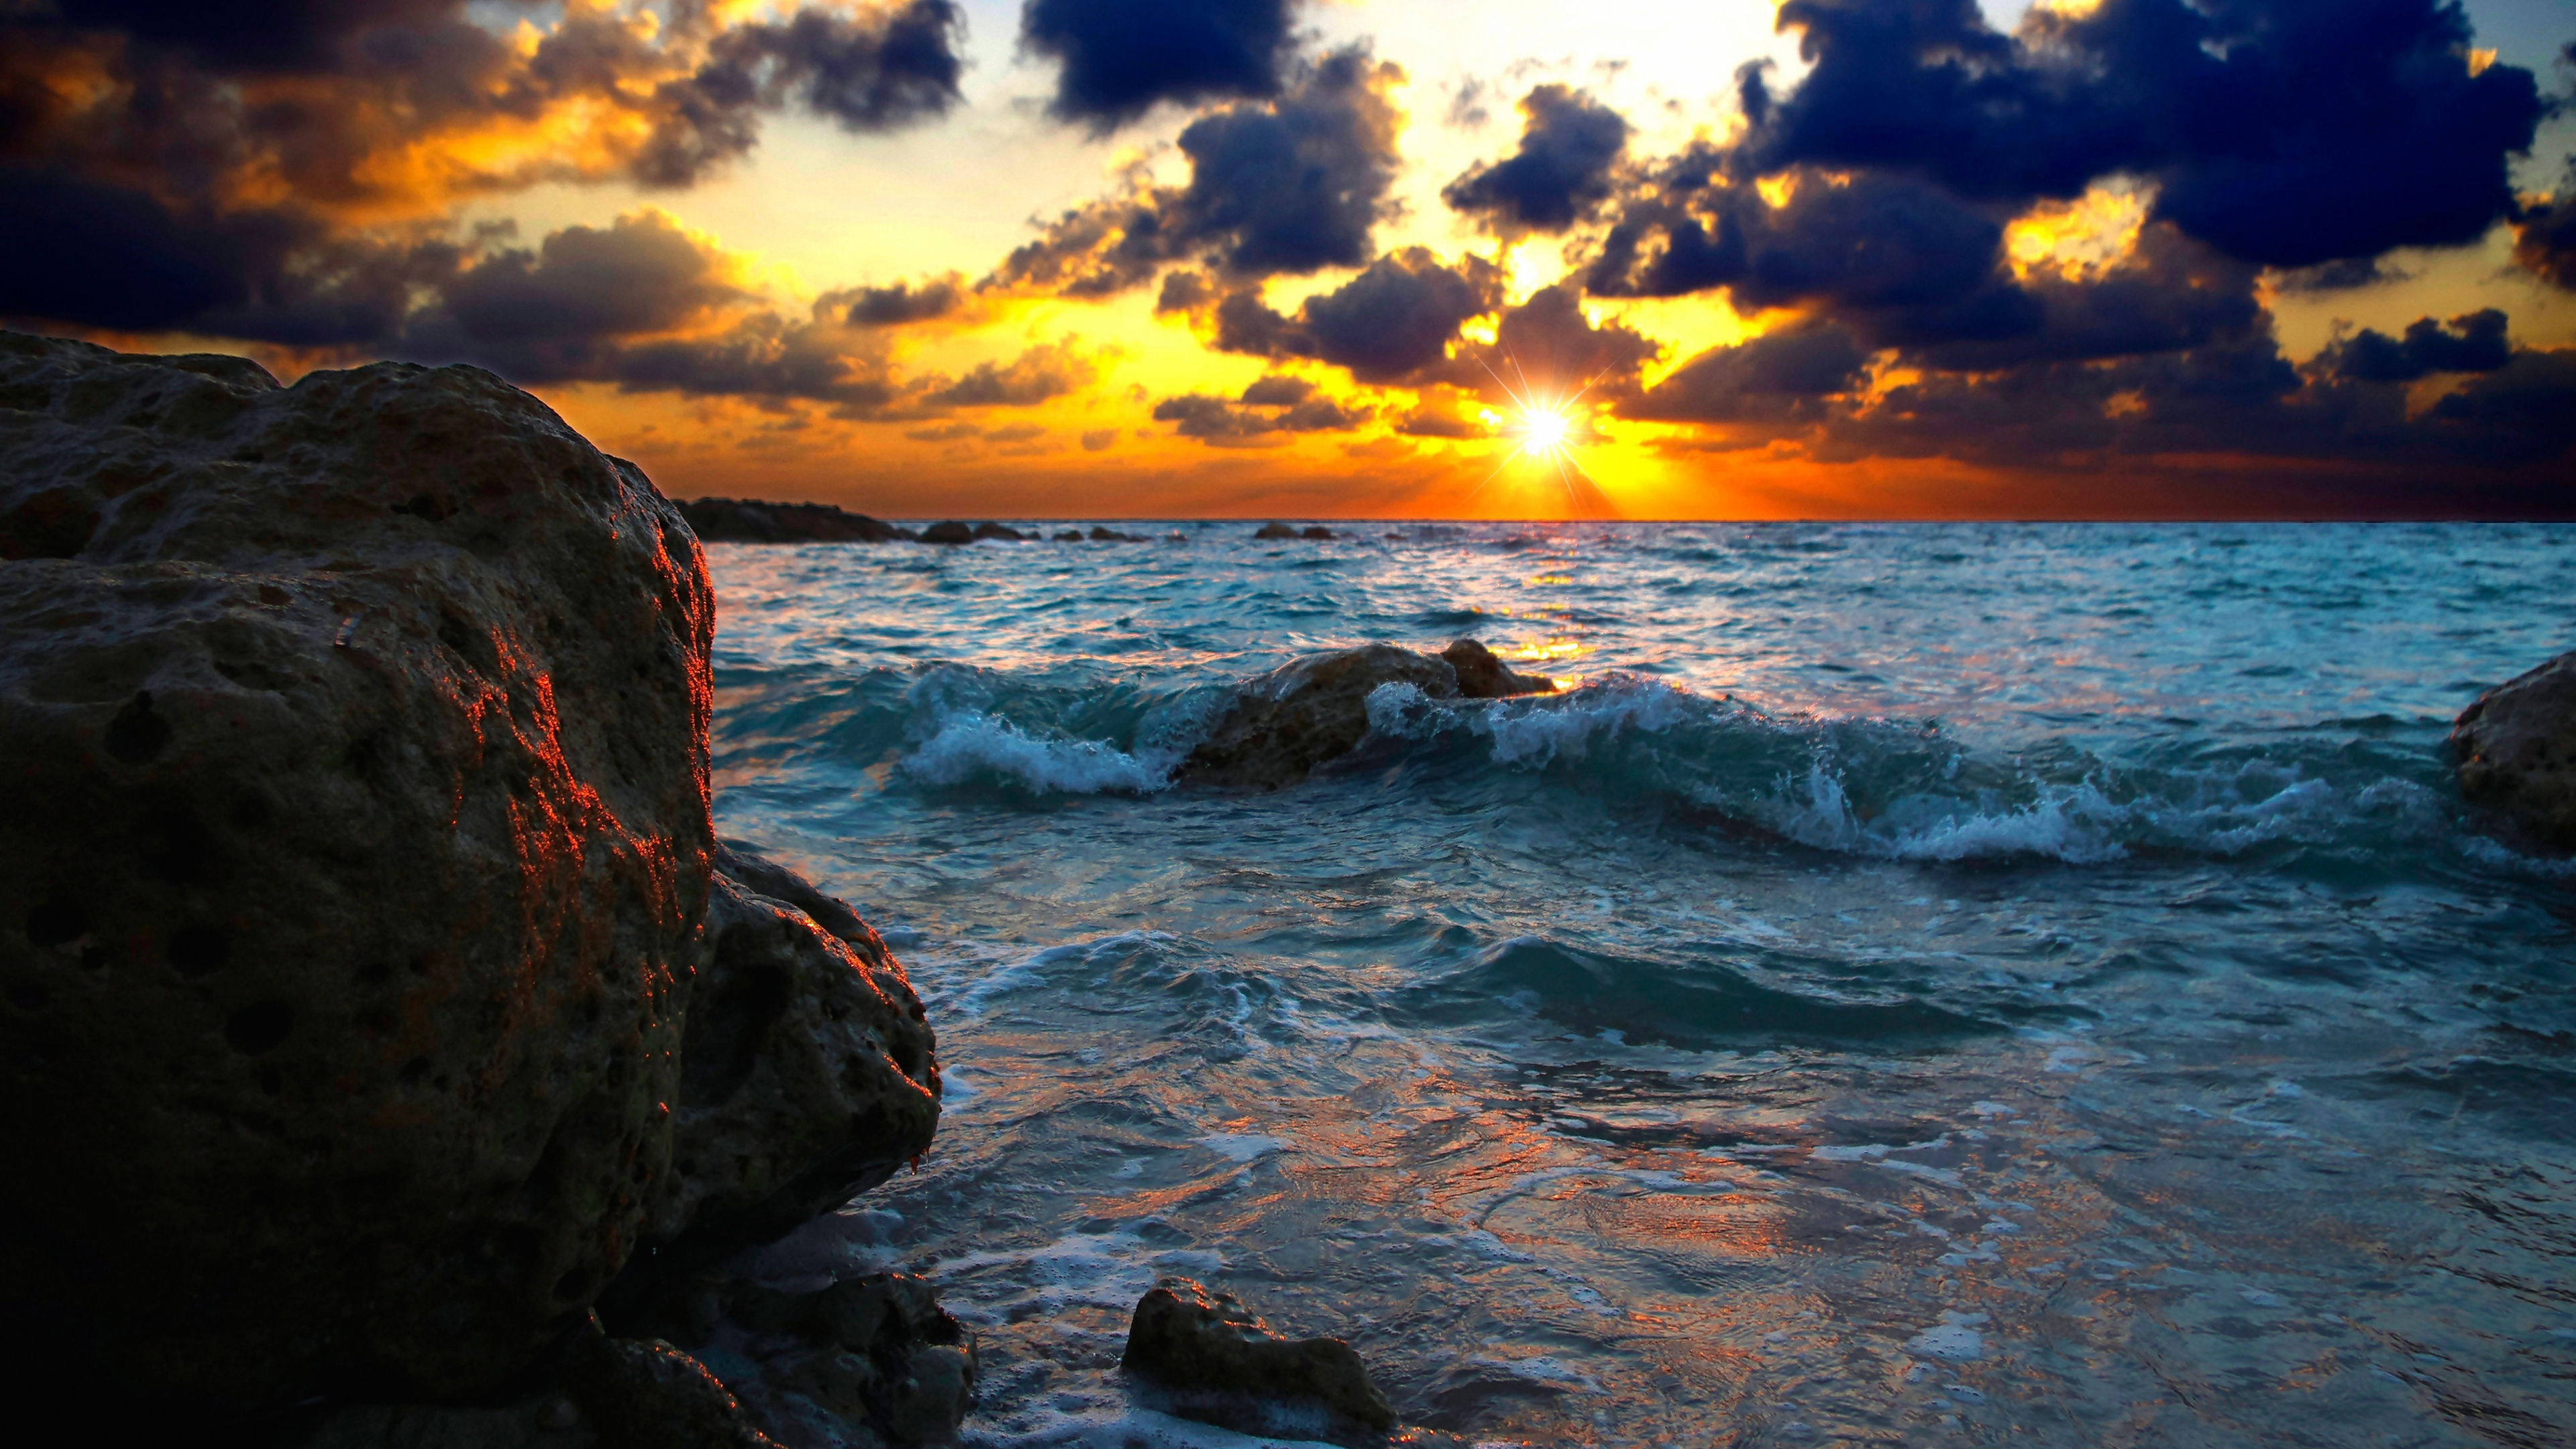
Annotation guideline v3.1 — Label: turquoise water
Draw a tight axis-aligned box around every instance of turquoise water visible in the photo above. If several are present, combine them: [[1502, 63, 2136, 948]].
[[704, 523, 2576, 1448]]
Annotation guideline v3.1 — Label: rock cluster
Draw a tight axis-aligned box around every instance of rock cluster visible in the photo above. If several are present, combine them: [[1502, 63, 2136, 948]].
[[678, 498, 908, 544], [2455, 649, 2576, 849], [0, 333, 957, 1441], [1176, 639, 1557, 790], [1122, 1279, 1393, 1437]]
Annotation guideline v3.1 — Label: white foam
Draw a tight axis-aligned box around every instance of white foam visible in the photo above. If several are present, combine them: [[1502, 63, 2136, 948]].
[[1199, 1134, 1289, 1163], [900, 710, 1171, 795]]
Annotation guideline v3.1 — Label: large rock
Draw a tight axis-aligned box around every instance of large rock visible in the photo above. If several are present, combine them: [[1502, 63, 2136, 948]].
[[647, 843, 940, 1255], [1122, 1279, 1393, 1434], [0, 331, 715, 1405], [1177, 644, 1460, 790], [2455, 650, 2576, 849]]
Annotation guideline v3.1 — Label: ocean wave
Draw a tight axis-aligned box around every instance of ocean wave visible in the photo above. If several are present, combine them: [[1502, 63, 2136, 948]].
[[899, 710, 1172, 796], [730, 656, 2471, 870]]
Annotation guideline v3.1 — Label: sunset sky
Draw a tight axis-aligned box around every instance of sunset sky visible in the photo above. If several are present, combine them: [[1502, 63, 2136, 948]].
[[5, 0, 2572, 518]]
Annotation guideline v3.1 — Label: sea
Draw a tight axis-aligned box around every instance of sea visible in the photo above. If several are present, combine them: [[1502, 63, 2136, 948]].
[[696, 521, 2576, 1449]]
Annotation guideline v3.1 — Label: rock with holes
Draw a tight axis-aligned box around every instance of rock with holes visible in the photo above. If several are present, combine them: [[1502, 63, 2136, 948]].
[[2454, 649, 2576, 850], [0, 330, 714, 1407], [645, 843, 939, 1254]]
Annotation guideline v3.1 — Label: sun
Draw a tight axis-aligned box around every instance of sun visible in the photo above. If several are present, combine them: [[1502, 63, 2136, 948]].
[[1518, 407, 1572, 455]]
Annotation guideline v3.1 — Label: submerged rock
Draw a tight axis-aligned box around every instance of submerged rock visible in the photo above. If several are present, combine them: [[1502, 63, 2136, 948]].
[[1122, 1279, 1393, 1434], [2455, 649, 2576, 849], [1175, 643, 1460, 790], [678, 498, 908, 544], [1442, 638, 1556, 700], [1252, 521, 1299, 539], [0, 332, 713, 1405]]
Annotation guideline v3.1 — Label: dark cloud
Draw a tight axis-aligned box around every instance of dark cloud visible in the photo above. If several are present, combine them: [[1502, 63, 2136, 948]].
[[1167, 46, 1403, 277], [1442, 85, 1631, 233], [1908, 223, 2264, 372], [2325, 309, 2511, 383], [2269, 257, 2412, 293], [984, 47, 1402, 295], [1239, 374, 1313, 406], [1021, 0, 1297, 131], [1153, 384, 1366, 442], [846, 275, 966, 326], [2514, 158, 2576, 291], [1211, 248, 1504, 384], [44, 0, 474, 73], [1747, 0, 2546, 268], [1588, 166, 2036, 349], [642, 0, 963, 184], [437, 211, 742, 351], [1624, 321, 1872, 425]]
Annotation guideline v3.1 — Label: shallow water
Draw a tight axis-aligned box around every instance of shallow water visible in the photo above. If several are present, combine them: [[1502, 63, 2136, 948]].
[[702, 523, 2576, 1448]]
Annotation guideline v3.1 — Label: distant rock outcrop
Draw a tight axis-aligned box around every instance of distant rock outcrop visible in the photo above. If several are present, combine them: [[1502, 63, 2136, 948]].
[[678, 497, 910, 544], [1252, 521, 1298, 539], [0, 333, 947, 1424], [2455, 650, 2576, 849], [1122, 1279, 1393, 1435]]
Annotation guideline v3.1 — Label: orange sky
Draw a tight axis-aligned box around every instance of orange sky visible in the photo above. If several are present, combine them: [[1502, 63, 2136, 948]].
[[11, 0, 2575, 518]]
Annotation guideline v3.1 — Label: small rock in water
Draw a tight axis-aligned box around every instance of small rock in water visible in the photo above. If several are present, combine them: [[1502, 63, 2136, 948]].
[[1054, 529, 1083, 541], [1122, 1278, 1395, 1433], [1300, 525, 1335, 539], [1089, 525, 1146, 541], [918, 521, 975, 545], [1442, 638, 1557, 699], [1252, 521, 1299, 539], [2454, 649, 2576, 849], [970, 522, 1024, 541], [1176, 644, 1460, 790]]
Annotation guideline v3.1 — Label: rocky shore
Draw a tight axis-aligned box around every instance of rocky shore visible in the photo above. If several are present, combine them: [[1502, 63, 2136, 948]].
[[0, 331, 1419, 1447]]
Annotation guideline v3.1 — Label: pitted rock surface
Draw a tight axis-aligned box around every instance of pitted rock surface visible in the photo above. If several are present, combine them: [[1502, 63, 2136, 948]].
[[2455, 649, 2576, 849], [0, 331, 714, 1404], [649, 844, 940, 1252]]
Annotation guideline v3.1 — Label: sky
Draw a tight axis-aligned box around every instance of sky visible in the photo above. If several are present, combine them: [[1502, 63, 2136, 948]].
[[3, 0, 2573, 519]]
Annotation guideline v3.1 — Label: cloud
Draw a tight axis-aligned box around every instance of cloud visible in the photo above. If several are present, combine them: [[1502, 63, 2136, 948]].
[[1623, 321, 1872, 425], [0, 1, 968, 343], [1746, 0, 2546, 268], [2514, 158, 2576, 292], [918, 340, 1101, 407], [1442, 85, 1631, 233], [1153, 383, 1368, 442], [983, 46, 1402, 294], [1210, 247, 1504, 383], [1466, 282, 1662, 401], [2324, 309, 2511, 383], [1021, 0, 1299, 131], [639, 1, 965, 183], [845, 274, 969, 326], [437, 210, 745, 351]]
